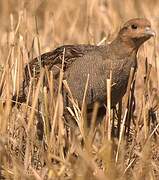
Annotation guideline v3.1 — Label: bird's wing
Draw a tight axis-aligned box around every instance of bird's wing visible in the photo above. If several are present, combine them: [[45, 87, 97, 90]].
[[25, 44, 98, 81]]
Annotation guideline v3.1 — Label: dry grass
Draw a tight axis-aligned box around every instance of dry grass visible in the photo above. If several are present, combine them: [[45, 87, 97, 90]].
[[0, 0, 159, 179]]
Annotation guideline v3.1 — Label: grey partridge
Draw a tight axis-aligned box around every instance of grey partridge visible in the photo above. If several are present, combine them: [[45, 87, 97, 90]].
[[15, 18, 155, 111]]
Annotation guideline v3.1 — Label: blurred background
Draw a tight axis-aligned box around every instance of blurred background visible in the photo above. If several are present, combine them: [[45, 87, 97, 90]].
[[0, 0, 158, 50]]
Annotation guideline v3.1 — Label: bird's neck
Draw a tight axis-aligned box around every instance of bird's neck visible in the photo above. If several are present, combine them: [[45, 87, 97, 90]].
[[109, 36, 139, 58]]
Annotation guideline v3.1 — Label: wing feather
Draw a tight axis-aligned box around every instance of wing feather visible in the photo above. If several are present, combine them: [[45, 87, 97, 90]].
[[25, 44, 97, 82]]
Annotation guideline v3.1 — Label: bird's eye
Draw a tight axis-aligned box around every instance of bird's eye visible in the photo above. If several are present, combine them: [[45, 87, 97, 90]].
[[131, 24, 138, 30]]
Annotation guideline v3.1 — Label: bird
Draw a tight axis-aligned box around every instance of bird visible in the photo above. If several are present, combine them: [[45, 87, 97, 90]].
[[14, 18, 155, 115]]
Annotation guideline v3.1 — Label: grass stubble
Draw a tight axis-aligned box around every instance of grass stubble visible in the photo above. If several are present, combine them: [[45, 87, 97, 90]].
[[0, 0, 159, 179]]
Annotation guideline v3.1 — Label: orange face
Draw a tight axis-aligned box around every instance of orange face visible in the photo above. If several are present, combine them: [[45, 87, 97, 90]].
[[119, 18, 155, 45]]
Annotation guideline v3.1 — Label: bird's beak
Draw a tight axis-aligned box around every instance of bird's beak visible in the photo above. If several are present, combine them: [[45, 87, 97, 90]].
[[145, 27, 156, 37]]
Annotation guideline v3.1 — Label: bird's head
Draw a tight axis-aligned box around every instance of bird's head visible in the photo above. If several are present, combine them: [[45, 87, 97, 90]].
[[118, 18, 155, 48]]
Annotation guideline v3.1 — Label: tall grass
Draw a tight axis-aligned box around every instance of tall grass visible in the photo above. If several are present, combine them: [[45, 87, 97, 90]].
[[0, 0, 159, 179]]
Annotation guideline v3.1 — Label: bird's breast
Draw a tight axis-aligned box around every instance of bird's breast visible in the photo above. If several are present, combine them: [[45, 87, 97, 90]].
[[64, 55, 136, 107]]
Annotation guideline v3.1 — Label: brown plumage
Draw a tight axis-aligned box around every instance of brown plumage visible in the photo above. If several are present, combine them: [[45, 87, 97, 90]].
[[15, 18, 155, 110]]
